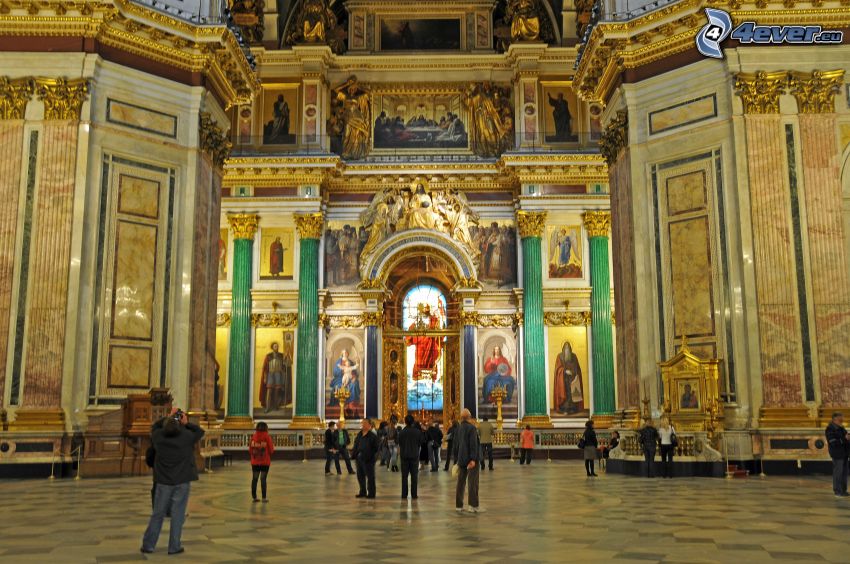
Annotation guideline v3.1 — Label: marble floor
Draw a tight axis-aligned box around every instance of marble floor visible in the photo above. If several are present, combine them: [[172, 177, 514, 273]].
[[0, 458, 847, 563]]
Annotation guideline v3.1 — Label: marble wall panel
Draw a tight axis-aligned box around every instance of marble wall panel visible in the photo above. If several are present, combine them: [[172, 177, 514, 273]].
[[106, 99, 178, 139], [648, 94, 717, 135], [111, 221, 157, 340], [669, 217, 714, 337], [107, 345, 151, 388], [0, 121, 24, 401], [117, 174, 159, 219], [666, 171, 707, 216]]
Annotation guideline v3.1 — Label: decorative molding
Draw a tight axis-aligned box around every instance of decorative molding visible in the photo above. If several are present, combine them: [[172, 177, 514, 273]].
[[227, 213, 260, 240], [599, 110, 628, 165], [788, 69, 845, 114], [734, 71, 787, 115], [251, 313, 298, 328], [459, 311, 479, 326], [459, 311, 522, 328], [362, 311, 383, 326], [516, 210, 547, 238], [544, 311, 592, 326], [34, 78, 89, 120], [216, 313, 231, 327], [318, 314, 373, 329], [0, 77, 34, 120], [294, 212, 324, 240], [199, 112, 232, 168], [582, 210, 611, 238]]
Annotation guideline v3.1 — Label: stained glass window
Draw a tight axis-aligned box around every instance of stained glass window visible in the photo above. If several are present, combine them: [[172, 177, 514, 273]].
[[402, 284, 446, 412]]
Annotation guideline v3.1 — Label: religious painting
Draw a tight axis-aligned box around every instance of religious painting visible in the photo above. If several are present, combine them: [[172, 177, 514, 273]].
[[373, 91, 468, 151], [379, 18, 462, 51], [218, 228, 228, 281], [403, 285, 447, 414], [678, 379, 701, 411], [541, 83, 579, 143], [214, 327, 229, 414], [253, 329, 294, 419], [324, 221, 364, 287], [546, 225, 583, 279], [259, 228, 295, 280], [471, 220, 517, 288], [261, 84, 298, 145], [477, 329, 518, 423], [548, 326, 590, 418], [325, 330, 365, 420]]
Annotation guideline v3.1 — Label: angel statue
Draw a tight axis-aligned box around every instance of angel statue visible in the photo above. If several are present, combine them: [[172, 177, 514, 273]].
[[506, 0, 541, 42], [329, 76, 370, 160]]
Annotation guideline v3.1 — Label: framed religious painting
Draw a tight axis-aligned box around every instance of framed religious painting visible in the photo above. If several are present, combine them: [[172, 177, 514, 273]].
[[259, 227, 295, 280], [540, 81, 580, 145], [546, 225, 583, 279], [253, 329, 295, 419], [378, 18, 462, 51], [477, 329, 518, 423], [472, 220, 517, 289], [324, 221, 364, 288], [260, 83, 299, 146], [547, 326, 590, 419], [325, 330, 365, 421]]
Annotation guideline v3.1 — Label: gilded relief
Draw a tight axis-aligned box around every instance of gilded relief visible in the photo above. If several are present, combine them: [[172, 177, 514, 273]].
[[261, 85, 298, 145], [373, 92, 468, 151], [546, 225, 583, 279], [324, 221, 363, 288], [463, 83, 514, 157], [259, 228, 294, 280], [541, 84, 579, 143], [548, 326, 590, 418], [329, 76, 370, 159], [472, 220, 517, 288], [325, 330, 365, 420], [253, 329, 294, 419], [379, 18, 462, 51], [477, 329, 518, 422]]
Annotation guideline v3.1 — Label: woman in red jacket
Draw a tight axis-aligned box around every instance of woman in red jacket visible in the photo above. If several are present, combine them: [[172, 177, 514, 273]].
[[250, 422, 274, 502]]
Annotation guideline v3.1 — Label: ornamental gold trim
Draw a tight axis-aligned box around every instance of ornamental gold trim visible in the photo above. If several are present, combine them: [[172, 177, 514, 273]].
[[199, 112, 232, 168], [318, 313, 378, 329], [544, 311, 592, 326], [459, 311, 522, 328], [227, 213, 260, 240], [34, 78, 89, 120], [216, 313, 231, 327], [251, 313, 298, 328], [0, 77, 34, 120], [788, 69, 845, 114], [516, 210, 547, 239], [294, 212, 324, 240], [600, 110, 628, 165], [362, 312, 383, 326], [734, 71, 787, 115], [582, 211, 611, 238]]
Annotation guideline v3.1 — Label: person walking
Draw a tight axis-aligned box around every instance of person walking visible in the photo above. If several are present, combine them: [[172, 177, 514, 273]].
[[338, 421, 356, 475], [352, 418, 381, 498], [582, 420, 599, 477], [519, 425, 534, 465], [249, 421, 274, 502], [658, 418, 676, 479], [428, 422, 444, 472], [324, 421, 342, 475], [398, 414, 426, 499], [453, 409, 481, 513], [444, 419, 458, 471], [826, 412, 850, 497], [386, 418, 399, 472], [141, 409, 205, 556], [639, 420, 660, 478], [478, 417, 494, 471]]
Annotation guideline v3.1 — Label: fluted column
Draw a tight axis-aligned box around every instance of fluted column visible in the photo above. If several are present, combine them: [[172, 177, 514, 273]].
[[364, 311, 382, 419], [224, 213, 258, 428], [584, 211, 616, 420], [517, 210, 551, 427], [290, 212, 324, 429]]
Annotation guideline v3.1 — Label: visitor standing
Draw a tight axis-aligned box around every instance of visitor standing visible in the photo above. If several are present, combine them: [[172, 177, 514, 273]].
[[658, 418, 676, 479], [338, 421, 356, 475], [386, 418, 399, 472], [639, 420, 660, 478], [826, 412, 850, 497], [352, 418, 381, 498], [519, 425, 534, 465], [249, 421, 274, 502], [378, 421, 390, 468], [398, 414, 425, 499], [418, 421, 430, 471], [324, 421, 342, 475], [453, 409, 481, 513], [601, 430, 620, 471], [141, 409, 205, 556], [582, 420, 599, 477], [444, 419, 458, 471], [428, 422, 443, 472], [478, 417, 494, 470]]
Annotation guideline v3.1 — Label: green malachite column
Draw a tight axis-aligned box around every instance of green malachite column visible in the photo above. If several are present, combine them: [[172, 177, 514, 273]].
[[290, 212, 324, 429], [225, 213, 258, 428], [517, 210, 551, 427], [584, 211, 616, 416]]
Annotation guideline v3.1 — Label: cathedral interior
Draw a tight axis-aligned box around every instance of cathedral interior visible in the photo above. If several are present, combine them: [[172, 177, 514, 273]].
[[0, 0, 849, 526]]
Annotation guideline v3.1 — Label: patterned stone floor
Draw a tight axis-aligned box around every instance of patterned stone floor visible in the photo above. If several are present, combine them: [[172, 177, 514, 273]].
[[0, 458, 847, 563]]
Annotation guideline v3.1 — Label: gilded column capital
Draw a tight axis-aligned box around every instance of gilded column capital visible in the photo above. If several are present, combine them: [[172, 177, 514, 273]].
[[34, 78, 89, 120], [199, 112, 232, 168], [516, 210, 547, 239], [734, 71, 787, 115], [583, 211, 611, 238], [788, 69, 845, 114], [295, 212, 325, 240], [0, 77, 34, 120], [599, 110, 628, 165], [227, 213, 259, 240]]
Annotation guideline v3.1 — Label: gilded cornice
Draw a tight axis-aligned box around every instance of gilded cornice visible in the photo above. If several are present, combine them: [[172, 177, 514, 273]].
[[788, 69, 845, 114], [251, 313, 298, 328], [582, 211, 611, 238], [599, 110, 628, 165], [516, 210, 547, 239], [294, 212, 325, 240], [459, 312, 520, 328], [544, 311, 592, 326], [216, 313, 231, 327], [318, 313, 378, 329], [735, 71, 787, 114], [228, 213, 260, 240], [0, 77, 34, 120], [199, 112, 232, 168], [35, 78, 89, 120]]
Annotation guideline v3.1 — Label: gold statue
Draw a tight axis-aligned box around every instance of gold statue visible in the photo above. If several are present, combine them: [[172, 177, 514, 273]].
[[463, 83, 514, 158], [229, 0, 265, 45], [285, 0, 342, 51], [507, 0, 541, 42], [329, 76, 370, 160]]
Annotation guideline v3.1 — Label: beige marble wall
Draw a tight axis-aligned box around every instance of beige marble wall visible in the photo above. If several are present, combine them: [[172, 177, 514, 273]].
[[744, 115, 803, 407], [798, 114, 850, 406], [0, 121, 24, 402], [21, 122, 78, 409]]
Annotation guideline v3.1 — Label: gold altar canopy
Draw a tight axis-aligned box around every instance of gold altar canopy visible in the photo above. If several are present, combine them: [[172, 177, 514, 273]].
[[658, 338, 722, 439]]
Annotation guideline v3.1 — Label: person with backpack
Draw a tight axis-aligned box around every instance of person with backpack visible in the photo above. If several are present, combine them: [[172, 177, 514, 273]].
[[249, 422, 274, 502]]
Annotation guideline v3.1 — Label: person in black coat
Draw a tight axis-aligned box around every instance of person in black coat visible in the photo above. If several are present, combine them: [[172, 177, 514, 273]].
[[352, 419, 381, 498], [581, 420, 599, 477], [398, 414, 426, 499], [639, 421, 660, 478], [418, 422, 430, 470], [826, 412, 850, 497], [444, 420, 458, 471], [427, 422, 444, 472], [324, 421, 342, 475]]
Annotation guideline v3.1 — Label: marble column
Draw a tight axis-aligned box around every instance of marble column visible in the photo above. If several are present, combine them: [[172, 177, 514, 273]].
[[584, 211, 616, 418], [290, 212, 324, 429], [364, 312, 381, 419], [517, 210, 550, 427], [224, 213, 258, 428]]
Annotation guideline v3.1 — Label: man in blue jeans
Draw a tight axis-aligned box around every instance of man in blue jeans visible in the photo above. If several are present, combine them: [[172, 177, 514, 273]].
[[141, 408, 205, 555]]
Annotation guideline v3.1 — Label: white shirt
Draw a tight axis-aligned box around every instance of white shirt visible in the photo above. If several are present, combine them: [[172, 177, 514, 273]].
[[659, 426, 675, 445]]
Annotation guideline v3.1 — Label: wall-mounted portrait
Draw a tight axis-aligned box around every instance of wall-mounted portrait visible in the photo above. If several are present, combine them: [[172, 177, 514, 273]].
[[678, 379, 700, 410], [253, 329, 294, 419], [373, 91, 468, 151], [324, 221, 364, 288], [548, 326, 590, 418], [541, 83, 579, 143], [477, 329, 518, 422], [471, 220, 517, 288], [218, 228, 228, 281], [261, 84, 298, 145], [259, 228, 295, 280], [325, 330, 365, 420], [379, 18, 462, 51], [546, 225, 583, 279]]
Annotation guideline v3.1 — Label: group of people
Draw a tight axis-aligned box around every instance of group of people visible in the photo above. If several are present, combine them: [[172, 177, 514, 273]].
[[636, 418, 678, 478]]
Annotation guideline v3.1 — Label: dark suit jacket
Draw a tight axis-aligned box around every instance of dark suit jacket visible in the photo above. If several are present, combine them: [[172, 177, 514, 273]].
[[324, 429, 340, 451], [398, 425, 426, 459], [352, 430, 381, 464]]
